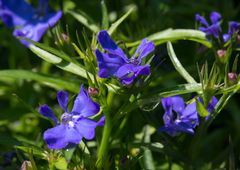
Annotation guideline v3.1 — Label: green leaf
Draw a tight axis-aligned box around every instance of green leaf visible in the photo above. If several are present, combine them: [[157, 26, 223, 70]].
[[196, 99, 209, 117], [108, 7, 136, 35], [54, 157, 68, 170], [64, 147, 76, 162], [139, 125, 155, 170], [167, 42, 197, 84], [29, 45, 120, 92], [126, 29, 212, 48], [67, 10, 100, 33], [29, 45, 90, 79], [0, 69, 79, 93], [142, 83, 202, 99], [15, 146, 47, 159], [101, 0, 109, 29]]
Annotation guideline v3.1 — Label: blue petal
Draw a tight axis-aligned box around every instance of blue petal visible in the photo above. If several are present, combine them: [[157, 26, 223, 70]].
[[201, 24, 221, 38], [114, 64, 150, 85], [210, 11, 221, 24], [159, 122, 194, 137], [13, 11, 62, 46], [57, 91, 69, 112], [95, 49, 125, 78], [161, 96, 185, 125], [75, 117, 104, 140], [97, 30, 128, 62], [71, 85, 100, 117], [223, 33, 231, 42], [195, 14, 209, 27], [131, 39, 155, 64], [206, 96, 218, 113], [0, 0, 62, 46], [161, 96, 185, 114], [228, 21, 240, 35], [181, 102, 199, 128], [39, 104, 58, 124], [0, 0, 34, 27], [43, 124, 82, 149]]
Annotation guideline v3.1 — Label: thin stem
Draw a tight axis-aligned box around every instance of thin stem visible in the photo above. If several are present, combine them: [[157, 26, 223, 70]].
[[96, 91, 114, 169]]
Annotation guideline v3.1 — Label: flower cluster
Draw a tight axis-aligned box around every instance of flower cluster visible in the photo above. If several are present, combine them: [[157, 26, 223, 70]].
[[159, 96, 218, 136], [39, 85, 105, 149], [196, 11, 240, 43], [95, 30, 155, 85], [0, 0, 62, 46]]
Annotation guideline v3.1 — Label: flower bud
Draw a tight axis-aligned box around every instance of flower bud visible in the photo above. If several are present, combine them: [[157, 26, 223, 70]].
[[55, 33, 70, 46], [217, 49, 226, 58], [21, 161, 32, 170], [88, 87, 99, 96], [61, 33, 70, 43], [228, 72, 238, 81], [228, 72, 238, 86]]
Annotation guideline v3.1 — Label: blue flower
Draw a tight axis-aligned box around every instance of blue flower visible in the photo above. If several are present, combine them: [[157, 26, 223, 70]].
[[0, 0, 62, 46], [159, 96, 217, 136], [195, 11, 222, 38], [95, 30, 155, 85], [39, 85, 105, 149], [223, 21, 240, 42]]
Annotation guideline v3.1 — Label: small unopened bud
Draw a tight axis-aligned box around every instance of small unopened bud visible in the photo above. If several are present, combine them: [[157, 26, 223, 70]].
[[88, 87, 99, 96], [228, 72, 238, 82], [61, 33, 70, 43], [217, 49, 226, 58], [21, 161, 32, 170]]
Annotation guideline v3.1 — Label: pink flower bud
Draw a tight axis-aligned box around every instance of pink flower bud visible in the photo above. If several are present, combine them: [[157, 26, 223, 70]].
[[88, 87, 99, 96], [217, 49, 226, 58], [228, 72, 238, 82]]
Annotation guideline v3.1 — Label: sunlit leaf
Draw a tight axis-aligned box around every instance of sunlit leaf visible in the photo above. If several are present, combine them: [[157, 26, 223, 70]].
[[0, 70, 79, 93]]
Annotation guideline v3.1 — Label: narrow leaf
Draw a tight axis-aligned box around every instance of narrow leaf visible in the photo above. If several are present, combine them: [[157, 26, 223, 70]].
[[101, 0, 109, 29], [108, 7, 136, 35], [167, 42, 197, 84], [29, 46, 120, 92], [196, 99, 209, 117], [126, 29, 212, 48], [0, 70, 79, 93], [141, 83, 202, 99]]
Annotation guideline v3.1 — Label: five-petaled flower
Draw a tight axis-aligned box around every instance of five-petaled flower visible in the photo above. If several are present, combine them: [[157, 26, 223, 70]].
[[95, 30, 155, 85], [0, 0, 62, 46], [39, 85, 105, 149], [159, 96, 218, 136], [195, 11, 222, 38]]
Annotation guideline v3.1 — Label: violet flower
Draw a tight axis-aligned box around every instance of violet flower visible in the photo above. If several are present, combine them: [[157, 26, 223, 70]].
[[223, 21, 240, 42], [195, 11, 222, 38], [159, 96, 217, 136], [0, 0, 62, 46], [95, 30, 155, 85], [39, 85, 105, 149]]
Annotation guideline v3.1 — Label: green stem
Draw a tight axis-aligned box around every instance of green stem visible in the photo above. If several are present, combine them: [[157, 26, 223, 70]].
[[96, 113, 111, 168], [96, 92, 114, 169]]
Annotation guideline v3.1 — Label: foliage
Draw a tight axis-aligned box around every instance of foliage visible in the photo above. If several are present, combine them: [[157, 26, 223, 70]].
[[1, 0, 240, 170]]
